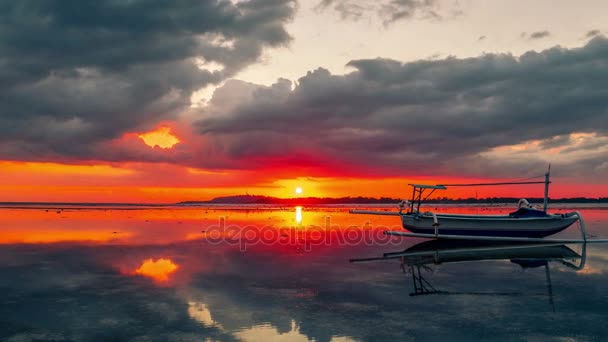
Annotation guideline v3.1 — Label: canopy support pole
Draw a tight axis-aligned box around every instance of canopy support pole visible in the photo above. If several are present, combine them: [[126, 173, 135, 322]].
[[543, 166, 551, 212]]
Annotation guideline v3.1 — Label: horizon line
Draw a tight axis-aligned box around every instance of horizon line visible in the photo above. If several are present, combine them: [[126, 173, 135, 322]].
[[1, 194, 607, 207]]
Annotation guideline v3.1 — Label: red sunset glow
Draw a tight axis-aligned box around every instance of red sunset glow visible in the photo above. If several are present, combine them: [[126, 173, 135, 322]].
[[1, 115, 605, 202], [0, 156, 605, 203], [1, 123, 605, 203]]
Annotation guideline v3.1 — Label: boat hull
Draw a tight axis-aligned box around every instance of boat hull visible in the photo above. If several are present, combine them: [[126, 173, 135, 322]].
[[401, 213, 579, 238]]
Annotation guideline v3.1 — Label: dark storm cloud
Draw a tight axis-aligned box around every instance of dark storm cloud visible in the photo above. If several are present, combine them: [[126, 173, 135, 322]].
[[528, 30, 551, 40], [0, 0, 295, 158], [196, 37, 608, 178], [316, 0, 451, 25]]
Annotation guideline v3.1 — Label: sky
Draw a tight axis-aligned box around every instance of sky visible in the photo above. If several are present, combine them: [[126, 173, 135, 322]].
[[0, 0, 607, 203]]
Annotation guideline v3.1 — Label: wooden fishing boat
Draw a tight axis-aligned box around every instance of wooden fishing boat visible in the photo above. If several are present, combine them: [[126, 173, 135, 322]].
[[351, 168, 583, 239], [399, 184, 579, 237]]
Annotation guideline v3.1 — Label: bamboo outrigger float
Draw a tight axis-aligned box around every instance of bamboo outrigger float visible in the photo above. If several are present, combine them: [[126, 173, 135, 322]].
[[351, 168, 607, 243]]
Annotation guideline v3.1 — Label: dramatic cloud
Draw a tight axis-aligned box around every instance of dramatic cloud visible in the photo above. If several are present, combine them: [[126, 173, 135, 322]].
[[316, 0, 457, 25], [196, 37, 608, 179], [2, 1, 607, 183], [0, 0, 295, 159]]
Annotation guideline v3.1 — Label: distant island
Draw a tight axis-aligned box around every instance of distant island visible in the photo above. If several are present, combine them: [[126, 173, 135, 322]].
[[178, 194, 608, 205]]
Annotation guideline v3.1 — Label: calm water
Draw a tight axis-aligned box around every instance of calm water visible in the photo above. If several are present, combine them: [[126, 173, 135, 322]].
[[1, 205, 607, 341]]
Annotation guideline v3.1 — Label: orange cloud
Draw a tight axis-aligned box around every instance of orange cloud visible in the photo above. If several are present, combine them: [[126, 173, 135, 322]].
[[0, 161, 133, 177], [138, 127, 180, 149]]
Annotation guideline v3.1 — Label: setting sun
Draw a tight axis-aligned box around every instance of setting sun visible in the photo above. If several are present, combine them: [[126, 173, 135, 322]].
[[295, 187, 303, 195]]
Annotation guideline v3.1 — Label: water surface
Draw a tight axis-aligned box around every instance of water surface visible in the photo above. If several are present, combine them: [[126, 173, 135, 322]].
[[1, 205, 607, 341]]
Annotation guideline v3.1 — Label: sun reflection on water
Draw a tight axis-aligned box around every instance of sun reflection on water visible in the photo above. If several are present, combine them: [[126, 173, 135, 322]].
[[295, 206, 302, 225]]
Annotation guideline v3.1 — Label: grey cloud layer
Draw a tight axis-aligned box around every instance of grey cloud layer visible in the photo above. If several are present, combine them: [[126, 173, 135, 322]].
[[528, 30, 551, 40], [197, 37, 608, 178], [316, 0, 449, 24], [0, 0, 295, 158]]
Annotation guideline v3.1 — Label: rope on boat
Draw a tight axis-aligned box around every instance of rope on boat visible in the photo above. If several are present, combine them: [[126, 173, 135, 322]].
[[438, 181, 547, 187], [516, 174, 547, 181], [349, 210, 401, 216]]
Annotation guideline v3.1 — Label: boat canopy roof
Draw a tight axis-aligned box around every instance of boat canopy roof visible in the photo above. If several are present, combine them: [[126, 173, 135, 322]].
[[409, 184, 447, 190]]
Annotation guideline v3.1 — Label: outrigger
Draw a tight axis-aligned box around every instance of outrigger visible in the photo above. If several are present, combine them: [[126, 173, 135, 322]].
[[351, 168, 608, 243]]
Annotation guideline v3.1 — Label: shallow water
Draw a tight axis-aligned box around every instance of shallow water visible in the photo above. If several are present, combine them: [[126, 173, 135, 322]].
[[1, 205, 607, 341]]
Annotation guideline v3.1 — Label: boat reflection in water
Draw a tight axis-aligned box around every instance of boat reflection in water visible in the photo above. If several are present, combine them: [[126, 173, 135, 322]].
[[351, 239, 586, 311]]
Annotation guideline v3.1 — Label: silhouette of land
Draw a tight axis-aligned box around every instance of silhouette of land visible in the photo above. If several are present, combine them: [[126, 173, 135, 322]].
[[178, 194, 608, 205]]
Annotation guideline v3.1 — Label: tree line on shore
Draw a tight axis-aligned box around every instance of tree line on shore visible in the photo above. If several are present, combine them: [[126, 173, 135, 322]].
[[178, 194, 608, 205]]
